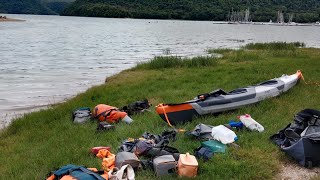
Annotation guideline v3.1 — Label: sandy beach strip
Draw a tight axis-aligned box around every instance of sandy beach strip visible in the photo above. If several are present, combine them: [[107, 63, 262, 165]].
[[0, 17, 25, 22]]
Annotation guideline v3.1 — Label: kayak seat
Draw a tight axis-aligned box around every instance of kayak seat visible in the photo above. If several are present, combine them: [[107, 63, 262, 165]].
[[228, 88, 247, 95], [257, 80, 278, 86], [209, 89, 227, 97], [197, 89, 227, 101]]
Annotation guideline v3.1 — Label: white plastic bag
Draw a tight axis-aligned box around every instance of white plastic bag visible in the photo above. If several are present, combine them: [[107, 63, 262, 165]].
[[211, 125, 238, 144], [238, 114, 264, 132], [108, 164, 135, 180]]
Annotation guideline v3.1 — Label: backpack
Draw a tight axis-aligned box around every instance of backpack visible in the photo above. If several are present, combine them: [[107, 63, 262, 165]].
[[115, 152, 140, 170], [73, 107, 92, 123], [194, 146, 214, 161], [270, 109, 320, 168], [121, 99, 151, 115], [134, 140, 154, 156], [46, 164, 107, 180], [153, 155, 177, 176]]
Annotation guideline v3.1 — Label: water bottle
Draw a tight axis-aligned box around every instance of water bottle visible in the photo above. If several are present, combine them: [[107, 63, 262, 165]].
[[211, 125, 238, 144], [122, 115, 133, 124], [238, 114, 264, 132]]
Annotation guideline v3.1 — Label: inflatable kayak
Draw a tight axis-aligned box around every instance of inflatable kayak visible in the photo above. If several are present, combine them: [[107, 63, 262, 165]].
[[156, 71, 303, 125]]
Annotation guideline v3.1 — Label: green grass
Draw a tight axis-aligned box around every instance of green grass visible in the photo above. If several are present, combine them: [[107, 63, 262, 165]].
[[1, 43, 320, 179], [135, 56, 217, 69], [244, 42, 306, 50]]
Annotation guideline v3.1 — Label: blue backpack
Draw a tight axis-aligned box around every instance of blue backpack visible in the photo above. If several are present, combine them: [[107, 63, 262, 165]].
[[47, 164, 105, 180]]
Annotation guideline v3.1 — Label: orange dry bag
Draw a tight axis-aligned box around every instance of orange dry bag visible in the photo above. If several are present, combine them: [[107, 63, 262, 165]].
[[93, 104, 128, 123]]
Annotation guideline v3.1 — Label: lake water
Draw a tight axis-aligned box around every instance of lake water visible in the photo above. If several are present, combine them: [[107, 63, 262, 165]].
[[1, 14, 320, 129]]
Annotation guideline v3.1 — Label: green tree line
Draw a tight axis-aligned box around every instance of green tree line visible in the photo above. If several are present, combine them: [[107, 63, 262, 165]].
[[1, 0, 319, 22], [0, 0, 73, 15], [62, 0, 320, 22]]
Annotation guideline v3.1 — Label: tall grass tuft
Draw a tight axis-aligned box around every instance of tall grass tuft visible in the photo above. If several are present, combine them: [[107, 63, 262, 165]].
[[135, 55, 217, 69], [206, 42, 308, 63], [244, 42, 305, 51], [208, 48, 235, 54]]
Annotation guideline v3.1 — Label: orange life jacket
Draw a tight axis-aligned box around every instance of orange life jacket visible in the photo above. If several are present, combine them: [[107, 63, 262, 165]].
[[96, 149, 116, 173], [93, 104, 127, 123]]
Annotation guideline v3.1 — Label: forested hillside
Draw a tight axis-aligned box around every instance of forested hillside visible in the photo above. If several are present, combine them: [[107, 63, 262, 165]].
[[0, 0, 74, 15], [62, 0, 320, 22]]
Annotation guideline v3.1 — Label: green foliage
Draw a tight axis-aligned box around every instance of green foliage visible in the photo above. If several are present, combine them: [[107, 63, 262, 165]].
[[209, 42, 309, 62], [62, 0, 320, 22], [135, 56, 217, 69], [0, 0, 73, 14], [46, 2, 72, 14], [1, 0, 320, 22], [0, 0, 53, 14], [1, 44, 320, 179], [244, 42, 305, 50], [208, 48, 236, 54]]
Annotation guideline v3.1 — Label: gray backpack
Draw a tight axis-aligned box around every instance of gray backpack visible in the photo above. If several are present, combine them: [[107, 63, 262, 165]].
[[73, 108, 91, 123], [153, 155, 177, 176], [115, 152, 140, 170]]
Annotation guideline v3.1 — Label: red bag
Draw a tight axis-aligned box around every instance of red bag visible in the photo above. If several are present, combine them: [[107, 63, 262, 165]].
[[90, 147, 111, 155]]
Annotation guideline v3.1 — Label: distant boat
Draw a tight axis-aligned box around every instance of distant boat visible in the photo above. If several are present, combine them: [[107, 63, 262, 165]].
[[275, 11, 285, 25], [226, 8, 252, 25]]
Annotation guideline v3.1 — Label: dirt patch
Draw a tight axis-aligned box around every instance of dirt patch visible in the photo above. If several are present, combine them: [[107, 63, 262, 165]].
[[278, 162, 320, 180]]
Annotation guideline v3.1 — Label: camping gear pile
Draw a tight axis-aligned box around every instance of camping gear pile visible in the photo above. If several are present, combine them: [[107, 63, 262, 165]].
[[118, 130, 199, 177], [185, 114, 265, 162], [86, 130, 198, 179], [72, 100, 151, 131], [47, 71, 320, 179]]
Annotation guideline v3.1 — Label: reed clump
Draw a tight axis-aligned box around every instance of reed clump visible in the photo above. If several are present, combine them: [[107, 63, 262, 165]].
[[244, 42, 305, 51], [135, 55, 217, 69]]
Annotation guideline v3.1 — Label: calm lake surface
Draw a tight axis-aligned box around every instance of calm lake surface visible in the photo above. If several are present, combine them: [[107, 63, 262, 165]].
[[1, 14, 320, 129]]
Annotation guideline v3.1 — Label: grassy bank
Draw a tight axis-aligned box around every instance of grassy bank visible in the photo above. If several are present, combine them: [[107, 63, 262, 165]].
[[1, 43, 320, 179]]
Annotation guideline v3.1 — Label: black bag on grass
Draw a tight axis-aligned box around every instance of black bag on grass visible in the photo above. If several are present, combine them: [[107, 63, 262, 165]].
[[270, 109, 320, 168], [121, 99, 151, 115], [96, 122, 115, 131]]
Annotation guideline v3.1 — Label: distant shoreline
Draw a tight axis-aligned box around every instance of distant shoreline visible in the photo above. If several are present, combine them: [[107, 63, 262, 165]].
[[0, 16, 25, 22]]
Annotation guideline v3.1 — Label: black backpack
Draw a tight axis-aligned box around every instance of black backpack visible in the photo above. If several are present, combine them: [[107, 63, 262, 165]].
[[270, 109, 320, 168], [121, 99, 151, 115]]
